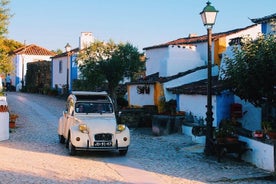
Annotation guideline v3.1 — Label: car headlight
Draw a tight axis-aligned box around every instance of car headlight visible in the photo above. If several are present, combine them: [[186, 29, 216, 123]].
[[117, 124, 126, 132], [79, 124, 88, 133]]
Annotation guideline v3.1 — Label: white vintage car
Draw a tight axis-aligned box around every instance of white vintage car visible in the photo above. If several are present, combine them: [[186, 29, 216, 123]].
[[58, 91, 130, 156]]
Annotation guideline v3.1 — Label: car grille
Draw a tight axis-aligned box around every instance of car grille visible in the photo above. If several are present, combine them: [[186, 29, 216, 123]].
[[94, 133, 112, 141]]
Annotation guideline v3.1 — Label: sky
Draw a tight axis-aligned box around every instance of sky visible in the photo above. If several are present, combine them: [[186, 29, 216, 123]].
[[7, 0, 276, 52]]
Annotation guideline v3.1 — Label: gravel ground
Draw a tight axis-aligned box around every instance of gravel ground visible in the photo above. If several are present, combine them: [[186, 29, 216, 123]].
[[0, 92, 275, 184]]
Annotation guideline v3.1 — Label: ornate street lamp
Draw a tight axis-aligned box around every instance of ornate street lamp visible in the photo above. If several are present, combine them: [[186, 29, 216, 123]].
[[65, 43, 71, 94], [200, 1, 218, 155]]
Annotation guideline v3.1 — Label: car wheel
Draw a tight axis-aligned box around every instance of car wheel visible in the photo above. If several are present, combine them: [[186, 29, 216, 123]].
[[65, 132, 70, 148], [119, 148, 128, 156], [59, 135, 65, 144], [68, 137, 77, 156]]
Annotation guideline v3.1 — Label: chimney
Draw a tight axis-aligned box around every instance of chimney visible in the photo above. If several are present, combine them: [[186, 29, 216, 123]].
[[79, 32, 95, 50], [188, 33, 198, 38]]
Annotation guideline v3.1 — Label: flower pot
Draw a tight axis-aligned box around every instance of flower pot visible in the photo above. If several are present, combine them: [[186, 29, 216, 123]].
[[267, 131, 276, 139], [9, 114, 18, 128], [226, 136, 238, 143], [216, 137, 225, 143], [9, 121, 15, 128]]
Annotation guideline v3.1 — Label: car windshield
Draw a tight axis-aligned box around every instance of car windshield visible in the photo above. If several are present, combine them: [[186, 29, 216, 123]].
[[75, 102, 113, 113]]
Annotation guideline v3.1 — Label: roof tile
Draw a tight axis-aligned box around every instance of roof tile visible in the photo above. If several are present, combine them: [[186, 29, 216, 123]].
[[167, 76, 225, 95], [143, 24, 258, 50], [13, 44, 55, 56]]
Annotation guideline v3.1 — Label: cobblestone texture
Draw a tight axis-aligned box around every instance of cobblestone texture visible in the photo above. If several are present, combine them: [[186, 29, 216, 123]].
[[0, 92, 275, 184]]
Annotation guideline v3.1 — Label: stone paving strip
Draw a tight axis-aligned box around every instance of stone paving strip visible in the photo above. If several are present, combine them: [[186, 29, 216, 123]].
[[0, 92, 275, 184]]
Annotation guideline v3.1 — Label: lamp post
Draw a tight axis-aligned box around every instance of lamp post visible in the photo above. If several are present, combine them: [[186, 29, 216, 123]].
[[65, 43, 71, 94], [200, 1, 218, 155]]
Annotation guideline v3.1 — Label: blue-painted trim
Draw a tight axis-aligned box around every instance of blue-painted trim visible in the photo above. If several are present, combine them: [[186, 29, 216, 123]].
[[216, 91, 234, 125], [176, 94, 180, 112], [15, 55, 20, 86], [51, 59, 54, 89], [261, 24, 267, 34], [69, 54, 79, 92], [16, 76, 20, 86]]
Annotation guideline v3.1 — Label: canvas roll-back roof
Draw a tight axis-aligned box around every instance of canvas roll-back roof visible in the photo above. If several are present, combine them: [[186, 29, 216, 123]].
[[70, 91, 110, 102]]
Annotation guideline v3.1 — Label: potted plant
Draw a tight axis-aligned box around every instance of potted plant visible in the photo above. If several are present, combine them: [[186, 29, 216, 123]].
[[9, 113, 18, 128], [214, 127, 227, 143], [217, 119, 239, 143]]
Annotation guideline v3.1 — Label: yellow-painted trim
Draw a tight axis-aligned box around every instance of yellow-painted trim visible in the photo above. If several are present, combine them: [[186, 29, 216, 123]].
[[154, 82, 165, 113], [214, 37, 226, 66]]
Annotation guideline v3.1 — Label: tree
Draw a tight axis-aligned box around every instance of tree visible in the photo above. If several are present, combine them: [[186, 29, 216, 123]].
[[76, 40, 145, 112], [76, 40, 117, 90], [222, 34, 276, 108], [0, 39, 23, 73], [0, 0, 20, 74], [51, 48, 63, 55], [0, 0, 11, 37]]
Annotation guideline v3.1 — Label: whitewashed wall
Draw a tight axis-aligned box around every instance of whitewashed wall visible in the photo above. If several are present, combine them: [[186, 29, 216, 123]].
[[240, 136, 275, 172], [128, 84, 155, 106], [198, 24, 261, 67], [179, 94, 218, 126], [265, 22, 275, 34], [166, 46, 205, 76], [145, 47, 168, 76], [52, 56, 68, 90], [164, 66, 219, 101], [0, 98, 9, 141], [225, 25, 261, 44], [13, 54, 52, 91], [195, 42, 208, 64], [146, 46, 205, 77], [235, 96, 262, 131]]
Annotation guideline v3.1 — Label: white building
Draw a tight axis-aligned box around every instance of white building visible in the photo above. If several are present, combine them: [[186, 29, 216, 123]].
[[12, 44, 55, 91], [127, 24, 261, 127], [51, 32, 94, 93]]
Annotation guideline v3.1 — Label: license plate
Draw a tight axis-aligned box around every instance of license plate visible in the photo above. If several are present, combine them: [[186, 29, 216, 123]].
[[94, 142, 112, 147]]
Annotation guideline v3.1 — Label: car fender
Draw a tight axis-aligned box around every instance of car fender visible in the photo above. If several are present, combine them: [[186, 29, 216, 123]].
[[69, 125, 90, 148], [63, 116, 76, 139], [116, 126, 130, 147], [58, 116, 66, 136]]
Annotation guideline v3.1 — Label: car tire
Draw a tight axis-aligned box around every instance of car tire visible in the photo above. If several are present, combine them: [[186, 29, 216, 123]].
[[59, 135, 65, 144], [68, 137, 77, 156], [119, 148, 128, 156], [65, 132, 70, 148]]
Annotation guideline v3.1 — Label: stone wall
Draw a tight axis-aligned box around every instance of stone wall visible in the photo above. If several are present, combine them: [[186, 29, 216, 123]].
[[152, 115, 184, 136], [119, 105, 158, 128]]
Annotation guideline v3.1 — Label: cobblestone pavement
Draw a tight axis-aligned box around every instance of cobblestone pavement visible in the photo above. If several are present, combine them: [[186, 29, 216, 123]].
[[0, 92, 275, 184]]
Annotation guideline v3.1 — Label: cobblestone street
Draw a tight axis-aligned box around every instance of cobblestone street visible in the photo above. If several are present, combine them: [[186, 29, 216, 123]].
[[0, 92, 275, 183]]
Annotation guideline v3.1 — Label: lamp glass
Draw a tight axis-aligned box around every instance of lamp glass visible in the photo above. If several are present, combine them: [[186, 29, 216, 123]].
[[201, 11, 217, 26], [200, 1, 218, 27]]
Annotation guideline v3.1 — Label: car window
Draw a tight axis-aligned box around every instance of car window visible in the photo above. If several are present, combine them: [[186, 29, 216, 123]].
[[75, 102, 113, 113]]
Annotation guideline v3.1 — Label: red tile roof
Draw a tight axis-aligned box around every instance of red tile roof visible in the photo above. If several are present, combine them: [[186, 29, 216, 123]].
[[143, 24, 258, 50], [51, 48, 79, 59], [167, 76, 225, 95], [127, 65, 208, 85], [12, 44, 56, 56]]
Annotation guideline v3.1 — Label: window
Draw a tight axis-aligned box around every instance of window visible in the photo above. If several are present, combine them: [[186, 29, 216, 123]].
[[75, 102, 113, 113], [59, 60, 63, 73]]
